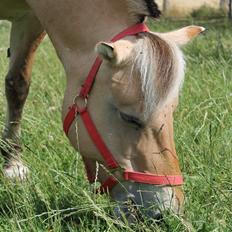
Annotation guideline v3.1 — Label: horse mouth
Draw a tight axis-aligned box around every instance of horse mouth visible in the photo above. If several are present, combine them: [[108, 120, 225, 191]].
[[110, 182, 181, 223], [113, 198, 164, 224]]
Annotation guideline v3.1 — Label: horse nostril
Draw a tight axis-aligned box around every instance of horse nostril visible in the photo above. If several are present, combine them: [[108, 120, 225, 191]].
[[154, 212, 163, 221]]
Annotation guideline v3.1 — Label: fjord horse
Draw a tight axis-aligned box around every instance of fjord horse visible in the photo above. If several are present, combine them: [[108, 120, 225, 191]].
[[0, 0, 204, 221]]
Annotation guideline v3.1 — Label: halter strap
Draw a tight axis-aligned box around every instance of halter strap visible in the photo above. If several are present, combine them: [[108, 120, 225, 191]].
[[63, 23, 184, 194], [79, 23, 149, 99]]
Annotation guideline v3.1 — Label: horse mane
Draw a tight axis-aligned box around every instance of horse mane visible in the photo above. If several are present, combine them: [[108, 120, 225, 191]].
[[130, 32, 185, 119], [126, 0, 161, 21]]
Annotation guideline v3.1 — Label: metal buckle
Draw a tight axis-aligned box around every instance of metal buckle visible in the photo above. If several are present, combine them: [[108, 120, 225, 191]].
[[73, 94, 88, 113]]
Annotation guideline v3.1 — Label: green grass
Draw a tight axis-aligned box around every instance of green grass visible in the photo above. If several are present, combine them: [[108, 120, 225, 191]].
[[190, 6, 226, 20], [0, 18, 232, 231]]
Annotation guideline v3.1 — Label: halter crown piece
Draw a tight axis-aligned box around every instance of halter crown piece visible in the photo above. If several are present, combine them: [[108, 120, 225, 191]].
[[63, 23, 184, 194]]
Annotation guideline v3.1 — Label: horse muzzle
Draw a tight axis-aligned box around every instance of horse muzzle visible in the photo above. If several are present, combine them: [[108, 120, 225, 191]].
[[110, 182, 182, 223]]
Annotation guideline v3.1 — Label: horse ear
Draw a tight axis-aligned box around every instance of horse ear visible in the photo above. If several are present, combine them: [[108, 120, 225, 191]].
[[95, 42, 115, 61], [96, 40, 134, 64], [159, 25, 205, 46]]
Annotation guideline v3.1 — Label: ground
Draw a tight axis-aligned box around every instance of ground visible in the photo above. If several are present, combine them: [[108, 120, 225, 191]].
[[0, 18, 231, 231]]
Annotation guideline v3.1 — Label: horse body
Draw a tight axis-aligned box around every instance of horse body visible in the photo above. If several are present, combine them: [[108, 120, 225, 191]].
[[0, 0, 29, 20], [0, 0, 204, 222]]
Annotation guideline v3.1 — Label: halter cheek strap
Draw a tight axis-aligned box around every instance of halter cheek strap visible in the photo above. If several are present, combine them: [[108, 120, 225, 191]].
[[63, 23, 184, 194]]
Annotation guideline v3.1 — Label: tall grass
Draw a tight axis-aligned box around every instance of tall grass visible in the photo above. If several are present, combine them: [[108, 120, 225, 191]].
[[0, 18, 231, 231]]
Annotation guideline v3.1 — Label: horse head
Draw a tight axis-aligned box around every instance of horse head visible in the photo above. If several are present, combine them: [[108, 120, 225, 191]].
[[68, 25, 204, 222]]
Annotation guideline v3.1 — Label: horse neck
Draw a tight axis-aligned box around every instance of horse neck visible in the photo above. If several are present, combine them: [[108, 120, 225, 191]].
[[74, 1, 137, 51], [62, 0, 138, 86]]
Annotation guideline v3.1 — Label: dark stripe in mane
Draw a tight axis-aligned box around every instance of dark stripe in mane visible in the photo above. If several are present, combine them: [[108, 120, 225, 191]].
[[144, 0, 161, 18], [126, 0, 161, 23], [145, 33, 174, 100], [131, 31, 178, 119]]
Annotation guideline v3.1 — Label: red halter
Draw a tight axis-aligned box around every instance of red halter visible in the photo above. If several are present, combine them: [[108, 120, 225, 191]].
[[63, 23, 183, 193]]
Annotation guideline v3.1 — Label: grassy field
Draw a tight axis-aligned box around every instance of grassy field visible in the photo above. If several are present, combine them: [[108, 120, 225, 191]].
[[0, 18, 231, 231]]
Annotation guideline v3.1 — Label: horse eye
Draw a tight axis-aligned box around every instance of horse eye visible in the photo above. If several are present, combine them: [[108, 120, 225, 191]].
[[119, 111, 143, 128]]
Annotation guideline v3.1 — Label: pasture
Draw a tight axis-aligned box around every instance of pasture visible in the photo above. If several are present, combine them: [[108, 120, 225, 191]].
[[0, 18, 231, 231]]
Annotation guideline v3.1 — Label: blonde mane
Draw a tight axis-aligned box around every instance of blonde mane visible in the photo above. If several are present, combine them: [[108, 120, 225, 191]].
[[130, 32, 185, 119]]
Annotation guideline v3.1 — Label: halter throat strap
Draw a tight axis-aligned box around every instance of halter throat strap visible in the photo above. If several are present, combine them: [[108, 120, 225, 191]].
[[63, 23, 184, 194]]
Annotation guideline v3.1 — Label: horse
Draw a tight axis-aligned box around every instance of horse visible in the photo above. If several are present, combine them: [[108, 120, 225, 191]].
[[0, 0, 204, 222]]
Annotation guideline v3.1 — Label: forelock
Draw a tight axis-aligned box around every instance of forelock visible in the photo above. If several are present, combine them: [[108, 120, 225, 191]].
[[130, 32, 185, 119]]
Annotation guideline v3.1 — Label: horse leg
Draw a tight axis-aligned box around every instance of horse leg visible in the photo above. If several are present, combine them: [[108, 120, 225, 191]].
[[1, 12, 45, 179]]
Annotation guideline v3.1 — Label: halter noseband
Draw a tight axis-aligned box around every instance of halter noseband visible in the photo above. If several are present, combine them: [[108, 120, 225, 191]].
[[63, 23, 183, 194]]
